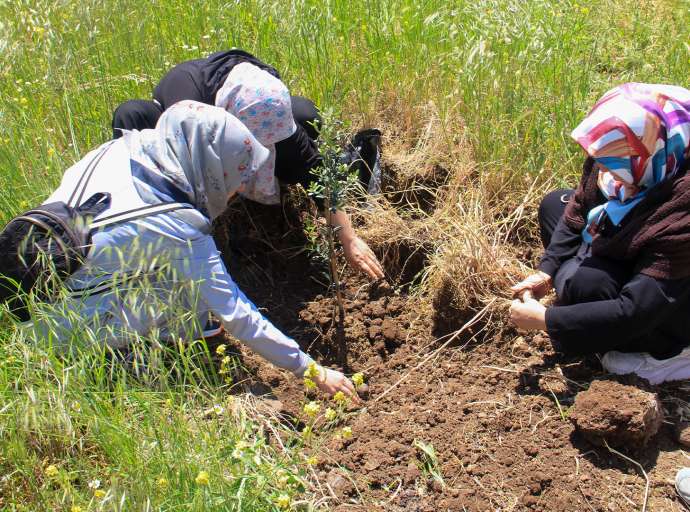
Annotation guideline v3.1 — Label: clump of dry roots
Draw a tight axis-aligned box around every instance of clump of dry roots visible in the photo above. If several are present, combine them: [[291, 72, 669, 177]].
[[347, 96, 550, 336]]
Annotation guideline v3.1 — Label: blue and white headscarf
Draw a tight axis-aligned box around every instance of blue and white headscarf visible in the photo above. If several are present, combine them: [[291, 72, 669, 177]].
[[122, 100, 270, 220]]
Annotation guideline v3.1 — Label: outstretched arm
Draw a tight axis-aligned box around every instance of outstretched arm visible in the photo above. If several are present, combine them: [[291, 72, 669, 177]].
[[185, 236, 358, 397], [510, 215, 582, 299]]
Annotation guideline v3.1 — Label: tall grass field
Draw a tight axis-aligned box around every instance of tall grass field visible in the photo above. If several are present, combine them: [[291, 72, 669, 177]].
[[0, 0, 689, 510]]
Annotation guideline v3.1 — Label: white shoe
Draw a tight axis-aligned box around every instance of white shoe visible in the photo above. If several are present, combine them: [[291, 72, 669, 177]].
[[677, 468, 690, 509], [601, 347, 690, 385]]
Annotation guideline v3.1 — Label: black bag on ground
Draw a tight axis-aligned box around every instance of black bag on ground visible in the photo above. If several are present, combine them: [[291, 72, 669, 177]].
[[0, 192, 111, 322], [341, 128, 383, 194]]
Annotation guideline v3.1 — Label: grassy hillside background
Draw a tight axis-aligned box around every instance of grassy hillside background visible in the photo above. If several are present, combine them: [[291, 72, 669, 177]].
[[0, 0, 689, 510]]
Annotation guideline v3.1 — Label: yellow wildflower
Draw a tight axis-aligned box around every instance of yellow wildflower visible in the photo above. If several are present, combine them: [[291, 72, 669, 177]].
[[45, 464, 59, 478], [277, 470, 290, 488], [71, 506, 83, 512], [303, 401, 320, 417], [306, 456, 318, 466], [232, 443, 246, 459], [303, 362, 320, 379], [324, 407, 337, 421], [333, 391, 347, 404], [341, 426, 353, 439], [195, 470, 210, 486], [94, 489, 106, 499], [302, 426, 313, 440], [303, 377, 316, 390], [352, 373, 365, 387], [275, 493, 291, 509], [221, 355, 231, 365], [215, 344, 226, 355], [157, 477, 169, 489]]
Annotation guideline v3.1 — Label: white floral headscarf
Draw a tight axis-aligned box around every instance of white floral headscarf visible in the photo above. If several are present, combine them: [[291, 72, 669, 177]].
[[123, 100, 270, 220], [215, 62, 297, 205]]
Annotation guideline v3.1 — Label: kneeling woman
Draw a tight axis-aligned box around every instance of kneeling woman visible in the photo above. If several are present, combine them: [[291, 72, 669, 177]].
[[112, 49, 384, 281], [510, 83, 690, 384], [36, 100, 355, 397]]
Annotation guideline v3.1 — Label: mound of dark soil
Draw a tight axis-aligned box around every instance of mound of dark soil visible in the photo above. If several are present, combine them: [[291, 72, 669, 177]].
[[569, 379, 664, 448]]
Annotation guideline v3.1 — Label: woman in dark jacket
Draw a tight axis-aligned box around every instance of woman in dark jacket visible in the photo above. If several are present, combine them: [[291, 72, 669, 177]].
[[510, 83, 690, 384], [112, 49, 384, 280]]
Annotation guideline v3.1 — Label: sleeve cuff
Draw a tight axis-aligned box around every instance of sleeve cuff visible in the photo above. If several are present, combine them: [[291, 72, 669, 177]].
[[294, 353, 315, 377], [544, 306, 557, 336], [544, 307, 571, 355]]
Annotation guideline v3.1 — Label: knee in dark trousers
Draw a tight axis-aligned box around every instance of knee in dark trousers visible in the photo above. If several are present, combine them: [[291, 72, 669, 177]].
[[290, 96, 321, 139], [112, 100, 164, 139], [538, 188, 574, 248], [562, 256, 631, 304]]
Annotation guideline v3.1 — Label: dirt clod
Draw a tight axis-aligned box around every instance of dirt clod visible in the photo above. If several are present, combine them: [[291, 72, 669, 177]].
[[512, 336, 531, 357], [676, 421, 690, 448], [538, 375, 569, 395], [326, 470, 355, 498], [569, 379, 663, 448], [381, 318, 398, 341]]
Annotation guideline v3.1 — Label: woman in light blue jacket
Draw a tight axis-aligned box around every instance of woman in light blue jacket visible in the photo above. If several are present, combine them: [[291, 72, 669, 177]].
[[36, 100, 355, 397]]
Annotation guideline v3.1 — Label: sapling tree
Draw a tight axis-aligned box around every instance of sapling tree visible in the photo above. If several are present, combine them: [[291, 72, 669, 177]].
[[306, 109, 360, 368]]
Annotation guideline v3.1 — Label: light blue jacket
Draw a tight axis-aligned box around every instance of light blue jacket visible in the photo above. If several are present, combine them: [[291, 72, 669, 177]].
[[36, 140, 312, 375]]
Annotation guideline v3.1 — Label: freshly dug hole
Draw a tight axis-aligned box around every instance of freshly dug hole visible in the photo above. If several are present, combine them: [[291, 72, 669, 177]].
[[350, 99, 534, 339]]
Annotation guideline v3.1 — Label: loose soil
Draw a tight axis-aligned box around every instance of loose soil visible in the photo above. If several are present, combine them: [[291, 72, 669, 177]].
[[213, 195, 689, 511]]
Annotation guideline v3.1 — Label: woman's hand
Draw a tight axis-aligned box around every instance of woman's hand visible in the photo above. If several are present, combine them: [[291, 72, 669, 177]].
[[509, 291, 547, 331], [342, 236, 385, 281], [313, 367, 360, 403], [510, 271, 553, 299], [329, 209, 385, 281]]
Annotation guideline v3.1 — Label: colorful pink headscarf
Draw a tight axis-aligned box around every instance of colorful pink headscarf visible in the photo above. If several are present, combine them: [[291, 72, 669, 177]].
[[215, 62, 297, 205], [571, 83, 690, 241]]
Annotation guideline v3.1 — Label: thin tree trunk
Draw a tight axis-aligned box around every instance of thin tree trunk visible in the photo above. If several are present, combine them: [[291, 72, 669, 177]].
[[326, 198, 347, 370]]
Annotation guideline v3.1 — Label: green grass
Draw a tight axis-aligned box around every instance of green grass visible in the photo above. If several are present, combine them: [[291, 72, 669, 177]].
[[0, 322, 320, 511], [2, 0, 688, 222], [0, 0, 689, 509]]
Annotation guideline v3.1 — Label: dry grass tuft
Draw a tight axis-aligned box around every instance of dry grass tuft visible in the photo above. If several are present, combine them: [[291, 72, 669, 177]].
[[348, 98, 549, 335]]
